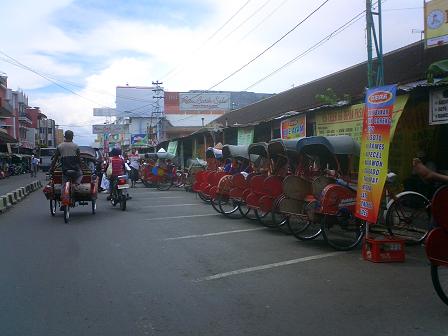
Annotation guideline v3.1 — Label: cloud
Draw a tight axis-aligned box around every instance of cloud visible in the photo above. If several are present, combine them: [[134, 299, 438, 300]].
[[0, 0, 424, 145]]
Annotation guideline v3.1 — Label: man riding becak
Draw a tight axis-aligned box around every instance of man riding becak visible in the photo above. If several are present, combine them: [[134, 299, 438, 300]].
[[50, 130, 83, 185]]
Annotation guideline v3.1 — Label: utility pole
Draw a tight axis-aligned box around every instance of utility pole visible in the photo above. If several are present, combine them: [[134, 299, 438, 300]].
[[366, 0, 384, 88], [150, 81, 164, 146]]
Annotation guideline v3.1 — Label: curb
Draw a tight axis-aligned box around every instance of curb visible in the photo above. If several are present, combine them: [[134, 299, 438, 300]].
[[0, 179, 42, 215]]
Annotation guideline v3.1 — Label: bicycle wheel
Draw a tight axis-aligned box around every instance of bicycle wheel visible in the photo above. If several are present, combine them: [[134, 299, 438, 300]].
[[238, 202, 257, 220], [50, 199, 57, 216], [385, 192, 430, 244], [289, 200, 321, 240], [157, 175, 173, 191], [431, 264, 448, 306], [255, 209, 276, 228], [198, 191, 211, 203], [218, 196, 241, 218], [271, 209, 290, 234], [321, 212, 364, 251]]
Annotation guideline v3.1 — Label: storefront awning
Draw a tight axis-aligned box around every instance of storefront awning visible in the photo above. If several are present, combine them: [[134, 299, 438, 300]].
[[0, 130, 18, 144]]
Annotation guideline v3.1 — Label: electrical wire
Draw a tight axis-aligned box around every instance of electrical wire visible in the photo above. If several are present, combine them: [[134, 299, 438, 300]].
[[191, 0, 330, 97], [244, 9, 367, 90], [161, 0, 252, 81]]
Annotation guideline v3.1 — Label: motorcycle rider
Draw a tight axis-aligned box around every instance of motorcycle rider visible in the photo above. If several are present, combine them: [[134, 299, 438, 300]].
[[106, 147, 126, 201]]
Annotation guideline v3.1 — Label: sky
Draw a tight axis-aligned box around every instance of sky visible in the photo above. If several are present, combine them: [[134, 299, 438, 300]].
[[0, 0, 425, 145]]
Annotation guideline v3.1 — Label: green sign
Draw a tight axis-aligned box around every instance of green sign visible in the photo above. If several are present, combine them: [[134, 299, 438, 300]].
[[167, 141, 178, 155], [237, 127, 254, 145]]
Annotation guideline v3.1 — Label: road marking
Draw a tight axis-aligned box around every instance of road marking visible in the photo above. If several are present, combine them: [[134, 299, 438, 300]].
[[144, 214, 219, 221], [142, 203, 200, 208], [164, 228, 267, 241], [195, 252, 344, 282]]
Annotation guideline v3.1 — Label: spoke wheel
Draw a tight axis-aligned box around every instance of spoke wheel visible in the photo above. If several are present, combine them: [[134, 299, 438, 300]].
[[321, 212, 364, 251], [255, 209, 276, 228], [272, 210, 290, 234], [198, 192, 211, 203], [431, 264, 448, 306], [385, 193, 430, 244], [157, 175, 173, 191], [218, 196, 241, 218], [239, 203, 258, 220], [50, 199, 57, 216], [288, 201, 321, 240]]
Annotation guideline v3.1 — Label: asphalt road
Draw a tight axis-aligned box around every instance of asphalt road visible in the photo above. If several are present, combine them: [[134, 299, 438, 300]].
[[0, 184, 447, 336]]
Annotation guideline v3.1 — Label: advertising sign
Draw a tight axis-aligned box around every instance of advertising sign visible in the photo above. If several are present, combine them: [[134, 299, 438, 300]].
[[280, 115, 306, 139], [355, 85, 397, 224], [92, 124, 127, 135], [167, 141, 178, 155], [237, 127, 254, 146], [131, 134, 148, 145], [315, 95, 408, 144], [429, 87, 448, 124], [424, 0, 448, 48], [179, 92, 230, 112]]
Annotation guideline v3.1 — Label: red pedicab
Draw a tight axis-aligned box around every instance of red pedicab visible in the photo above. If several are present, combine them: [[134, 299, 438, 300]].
[[43, 146, 99, 223], [214, 145, 252, 218], [193, 147, 223, 202], [139, 153, 159, 187]]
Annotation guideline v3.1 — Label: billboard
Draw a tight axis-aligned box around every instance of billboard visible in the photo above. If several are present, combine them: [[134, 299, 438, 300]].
[[131, 134, 148, 145], [93, 107, 118, 117], [281, 115, 306, 139], [165, 92, 180, 114], [180, 92, 230, 112], [92, 124, 127, 134], [425, 0, 448, 48], [237, 127, 254, 145], [429, 87, 448, 124]]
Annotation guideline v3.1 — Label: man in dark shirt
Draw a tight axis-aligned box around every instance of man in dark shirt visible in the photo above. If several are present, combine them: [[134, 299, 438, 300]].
[[50, 130, 83, 184]]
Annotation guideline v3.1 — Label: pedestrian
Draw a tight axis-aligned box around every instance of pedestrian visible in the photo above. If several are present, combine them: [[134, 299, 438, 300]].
[[128, 148, 140, 188], [30, 155, 39, 177]]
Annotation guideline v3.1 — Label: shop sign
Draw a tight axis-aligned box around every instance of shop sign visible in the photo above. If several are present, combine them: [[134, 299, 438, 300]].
[[429, 87, 448, 124], [280, 115, 306, 139], [92, 124, 127, 135], [131, 133, 148, 145], [424, 0, 448, 48], [355, 85, 397, 224], [167, 141, 178, 155], [314, 95, 409, 144], [237, 127, 254, 145]]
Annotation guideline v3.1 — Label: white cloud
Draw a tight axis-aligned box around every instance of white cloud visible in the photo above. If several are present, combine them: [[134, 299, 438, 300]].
[[0, 0, 424, 143]]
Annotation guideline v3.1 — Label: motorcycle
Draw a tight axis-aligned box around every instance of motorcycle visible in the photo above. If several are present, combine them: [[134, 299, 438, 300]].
[[110, 175, 129, 211]]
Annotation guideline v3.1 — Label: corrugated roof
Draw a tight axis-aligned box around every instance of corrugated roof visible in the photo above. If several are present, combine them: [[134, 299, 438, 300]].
[[211, 41, 448, 127]]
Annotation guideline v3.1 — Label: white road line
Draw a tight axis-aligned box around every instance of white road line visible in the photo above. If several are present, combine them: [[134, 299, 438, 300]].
[[138, 196, 185, 199], [164, 228, 267, 241], [142, 203, 200, 208], [195, 252, 344, 282], [144, 214, 219, 221]]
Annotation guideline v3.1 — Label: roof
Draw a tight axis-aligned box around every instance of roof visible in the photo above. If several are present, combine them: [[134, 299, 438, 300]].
[[211, 41, 448, 126]]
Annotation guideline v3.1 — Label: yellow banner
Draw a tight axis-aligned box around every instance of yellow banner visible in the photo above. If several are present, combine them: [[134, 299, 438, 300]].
[[425, 0, 448, 48], [315, 95, 409, 144]]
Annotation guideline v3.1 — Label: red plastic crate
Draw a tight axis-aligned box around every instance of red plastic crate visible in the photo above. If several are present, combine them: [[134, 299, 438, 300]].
[[362, 236, 405, 263]]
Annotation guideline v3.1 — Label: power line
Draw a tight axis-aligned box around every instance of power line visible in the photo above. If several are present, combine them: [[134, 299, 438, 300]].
[[206, 0, 331, 91], [239, 0, 290, 42], [244, 9, 367, 90], [216, 0, 274, 45], [161, 0, 252, 81]]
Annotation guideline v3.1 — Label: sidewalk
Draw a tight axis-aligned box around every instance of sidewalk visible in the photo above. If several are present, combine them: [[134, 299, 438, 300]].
[[0, 172, 44, 196]]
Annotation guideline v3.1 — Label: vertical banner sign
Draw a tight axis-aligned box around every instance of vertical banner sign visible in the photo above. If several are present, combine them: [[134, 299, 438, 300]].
[[355, 85, 397, 224], [167, 141, 178, 155], [280, 115, 306, 139], [237, 127, 254, 145]]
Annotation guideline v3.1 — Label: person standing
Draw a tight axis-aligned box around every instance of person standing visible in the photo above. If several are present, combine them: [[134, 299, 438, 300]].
[[30, 155, 39, 177], [128, 148, 140, 188]]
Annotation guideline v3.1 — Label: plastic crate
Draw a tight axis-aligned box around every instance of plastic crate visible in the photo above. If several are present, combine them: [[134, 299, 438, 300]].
[[362, 236, 405, 263]]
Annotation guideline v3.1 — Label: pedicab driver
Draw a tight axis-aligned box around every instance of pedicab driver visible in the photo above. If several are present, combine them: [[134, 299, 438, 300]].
[[50, 130, 83, 185]]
